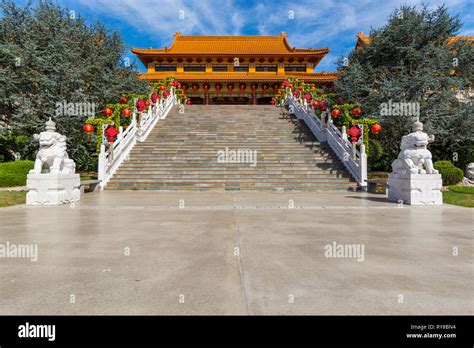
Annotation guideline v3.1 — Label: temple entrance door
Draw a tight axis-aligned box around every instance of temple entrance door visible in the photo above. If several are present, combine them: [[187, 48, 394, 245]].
[[211, 96, 250, 105], [257, 97, 273, 105]]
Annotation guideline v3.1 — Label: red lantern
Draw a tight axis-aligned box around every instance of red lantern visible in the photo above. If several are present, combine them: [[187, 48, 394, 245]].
[[163, 90, 170, 99], [83, 124, 94, 133], [120, 97, 127, 104], [145, 101, 150, 107], [318, 101, 326, 109], [304, 93, 312, 102], [280, 85, 285, 90], [192, 84, 199, 93], [352, 107, 362, 116], [347, 125, 362, 143], [298, 86, 303, 91], [203, 84, 209, 91], [239, 83, 245, 91], [159, 85, 165, 91], [215, 83, 222, 94], [311, 101, 318, 107], [271, 99, 276, 105], [83, 123, 94, 141], [186, 100, 191, 105], [331, 109, 341, 117], [263, 84, 269, 92], [227, 83, 234, 91], [251, 84, 257, 91], [150, 92, 158, 103], [121, 108, 131, 117], [371, 124, 382, 134], [103, 108, 113, 116], [104, 125, 119, 143], [136, 99, 146, 112]]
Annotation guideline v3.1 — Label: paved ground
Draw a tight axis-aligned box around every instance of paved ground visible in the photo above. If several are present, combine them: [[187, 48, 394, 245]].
[[0, 191, 472, 315]]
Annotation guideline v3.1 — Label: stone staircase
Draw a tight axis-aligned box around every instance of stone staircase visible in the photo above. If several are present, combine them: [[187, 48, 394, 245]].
[[106, 105, 357, 191]]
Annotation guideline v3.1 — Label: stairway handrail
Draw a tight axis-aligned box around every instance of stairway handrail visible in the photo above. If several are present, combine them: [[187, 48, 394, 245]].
[[285, 94, 367, 188], [98, 87, 177, 189]]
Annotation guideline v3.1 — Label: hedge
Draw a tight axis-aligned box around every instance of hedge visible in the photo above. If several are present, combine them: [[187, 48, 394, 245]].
[[0, 160, 34, 187], [434, 160, 464, 186]]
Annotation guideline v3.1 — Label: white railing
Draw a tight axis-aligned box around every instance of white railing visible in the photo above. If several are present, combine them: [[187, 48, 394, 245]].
[[98, 88, 177, 189], [285, 94, 367, 188]]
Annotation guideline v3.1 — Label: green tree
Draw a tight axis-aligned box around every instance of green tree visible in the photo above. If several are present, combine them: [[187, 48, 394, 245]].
[[335, 5, 473, 171], [0, 0, 148, 169]]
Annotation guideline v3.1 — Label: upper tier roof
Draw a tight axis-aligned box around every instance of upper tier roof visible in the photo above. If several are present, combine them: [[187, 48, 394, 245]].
[[132, 32, 329, 56], [356, 31, 474, 48]]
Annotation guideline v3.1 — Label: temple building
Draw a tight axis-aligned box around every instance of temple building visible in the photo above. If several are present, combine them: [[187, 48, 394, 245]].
[[132, 32, 337, 104]]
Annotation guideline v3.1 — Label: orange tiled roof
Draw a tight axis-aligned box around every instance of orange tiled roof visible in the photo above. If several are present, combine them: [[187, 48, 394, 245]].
[[356, 31, 474, 48], [447, 36, 474, 44], [132, 32, 328, 57], [139, 71, 337, 82], [355, 32, 372, 48]]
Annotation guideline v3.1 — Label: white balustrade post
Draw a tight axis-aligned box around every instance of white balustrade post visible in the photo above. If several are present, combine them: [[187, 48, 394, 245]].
[[118, 126, 123, 142], [359, 143, 368, 189], [341, 126, 348, 141], [320, 111, 326, 128], [98, 143, 106, 187], [132, 111, 137, 128]]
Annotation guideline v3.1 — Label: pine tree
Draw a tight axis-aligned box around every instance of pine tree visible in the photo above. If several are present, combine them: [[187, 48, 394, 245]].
[[335, 5, 473, 171], [0, 0, 149, 169]]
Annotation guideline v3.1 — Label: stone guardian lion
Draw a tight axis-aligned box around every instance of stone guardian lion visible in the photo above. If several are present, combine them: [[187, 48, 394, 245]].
[[29, 118, 76, 174], [391, 121, 439, 175]]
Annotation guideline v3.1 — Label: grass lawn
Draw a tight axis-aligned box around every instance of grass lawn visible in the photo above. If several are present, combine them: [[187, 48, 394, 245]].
[[443, 186, 474, 208], [0, 191, 27, 208]]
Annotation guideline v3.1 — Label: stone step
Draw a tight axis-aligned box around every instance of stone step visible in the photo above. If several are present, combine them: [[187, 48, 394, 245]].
[[107, 105, 357, 191]]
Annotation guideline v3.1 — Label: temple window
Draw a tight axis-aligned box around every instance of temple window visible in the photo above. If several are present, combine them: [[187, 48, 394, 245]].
[[256, 65, 277, 72], [155, 64, 177, 72], [233, 65, 249, 72], [184, 64, 206, 72], [212, 65, 228, 72], [285, 65, 306, 72]]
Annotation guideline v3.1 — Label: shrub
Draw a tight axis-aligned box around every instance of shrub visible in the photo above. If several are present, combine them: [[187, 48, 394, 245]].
[[0, 160, 34, 187], [434, 160, 464, 185], [434, 160, 454, 168]]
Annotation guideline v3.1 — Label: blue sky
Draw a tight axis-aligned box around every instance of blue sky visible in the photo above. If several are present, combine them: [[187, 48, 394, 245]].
[[12, 0, 474, 72]]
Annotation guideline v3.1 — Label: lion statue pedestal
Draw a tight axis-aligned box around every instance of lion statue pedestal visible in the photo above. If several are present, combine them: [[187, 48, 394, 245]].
[[387, 121, 442, 205], [26, 118, 81, 206]]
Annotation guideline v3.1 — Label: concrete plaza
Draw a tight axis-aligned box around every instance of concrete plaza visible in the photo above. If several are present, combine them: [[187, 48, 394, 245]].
[[0, 191, 472, 315]]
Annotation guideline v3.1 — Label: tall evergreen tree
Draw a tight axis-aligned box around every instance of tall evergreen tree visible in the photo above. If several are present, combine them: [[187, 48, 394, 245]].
[[335, 5, 473, 171], [0, 0, 149, 168]]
